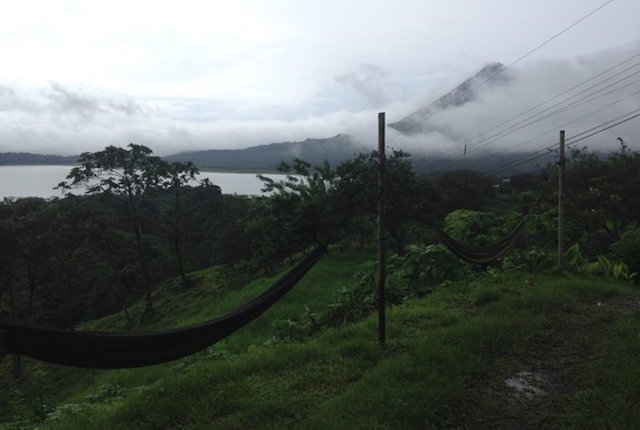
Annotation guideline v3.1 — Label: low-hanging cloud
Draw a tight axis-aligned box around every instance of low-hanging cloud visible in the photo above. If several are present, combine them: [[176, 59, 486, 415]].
[[335, 63, 391, 108], [0, 42, 639, 158], [385, 41, 640, 158]]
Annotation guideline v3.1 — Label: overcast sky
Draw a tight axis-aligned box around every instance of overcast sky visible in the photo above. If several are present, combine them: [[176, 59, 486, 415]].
[[0, 0, 639, 156]]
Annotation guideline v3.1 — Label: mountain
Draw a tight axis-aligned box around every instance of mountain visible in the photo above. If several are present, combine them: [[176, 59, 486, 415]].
[[389, 62, 509, 135], [164, 134, 366, 172], [0, 152, 78, 165]]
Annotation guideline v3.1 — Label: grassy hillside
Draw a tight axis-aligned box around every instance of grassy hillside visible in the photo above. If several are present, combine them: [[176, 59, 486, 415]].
[[3, 251, 640, 429]]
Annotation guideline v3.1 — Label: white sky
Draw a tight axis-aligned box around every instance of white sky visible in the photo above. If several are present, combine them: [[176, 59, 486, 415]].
[[0, 0, 639, 156]]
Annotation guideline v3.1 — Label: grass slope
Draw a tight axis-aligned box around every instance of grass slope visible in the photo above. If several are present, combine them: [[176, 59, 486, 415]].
[[3, 253, 640, 429]]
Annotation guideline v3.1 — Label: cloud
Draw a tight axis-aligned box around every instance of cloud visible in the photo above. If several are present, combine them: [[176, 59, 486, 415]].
[[335, 63, 391, 108], [46, 82, 144, 120], [47, 82, 103, 120], [0, 43, 639, 159], [385, 42, 640, 158]]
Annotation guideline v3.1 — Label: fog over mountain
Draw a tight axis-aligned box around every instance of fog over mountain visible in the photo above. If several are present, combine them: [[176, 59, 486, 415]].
[[1, 44, 639, 160], [383, 43, 640, 159], [389, 62, 510, 136]]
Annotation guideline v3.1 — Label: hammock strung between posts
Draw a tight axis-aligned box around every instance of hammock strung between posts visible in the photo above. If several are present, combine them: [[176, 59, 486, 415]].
[[438, 203, 537, 264], [0, 244, 326, 369]]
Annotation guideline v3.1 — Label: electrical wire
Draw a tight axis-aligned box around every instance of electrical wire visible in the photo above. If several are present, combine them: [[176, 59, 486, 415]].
[[421, 57, 640, 167], [420, 58, 640, 169], [486, 106, 640, 176], [469, 87, 640, 172], [457, 52, 640, 149], [386, 0, 616, 143]]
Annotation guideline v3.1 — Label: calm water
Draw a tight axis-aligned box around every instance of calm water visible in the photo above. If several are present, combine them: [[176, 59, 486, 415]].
[[0, 165, 285, 199]]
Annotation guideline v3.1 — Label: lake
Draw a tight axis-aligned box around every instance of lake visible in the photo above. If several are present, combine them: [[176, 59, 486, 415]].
[[0, 165, 286, 199]]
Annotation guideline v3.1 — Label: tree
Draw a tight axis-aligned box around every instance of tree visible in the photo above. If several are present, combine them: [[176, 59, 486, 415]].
[[333, 150, 440, 254], [559, 141, 640, 256], [254, 151, 439, 260], [435, 169, 495, 214], [154, 161, 207, 288], [58, 144, 168, 320], [0, 197, 57, 380], [251, 159, 337, 273]]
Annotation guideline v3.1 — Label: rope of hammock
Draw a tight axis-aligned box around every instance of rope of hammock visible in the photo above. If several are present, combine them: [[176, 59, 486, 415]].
[[438, 202, 537, 264], [0, 243, 326, 369]]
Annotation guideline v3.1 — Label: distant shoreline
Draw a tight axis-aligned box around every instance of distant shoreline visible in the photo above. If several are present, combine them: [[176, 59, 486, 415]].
[[0, 163, 275, 175]]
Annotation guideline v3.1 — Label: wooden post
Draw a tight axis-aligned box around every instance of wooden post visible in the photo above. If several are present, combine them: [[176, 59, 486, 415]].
[[377, 112, 386, 348], [558, 130, 565, 268]]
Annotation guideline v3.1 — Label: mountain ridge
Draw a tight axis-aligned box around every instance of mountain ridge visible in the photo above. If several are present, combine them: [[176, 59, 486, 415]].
[[389, 62, 509, 135], [164, 134, 366, 172]]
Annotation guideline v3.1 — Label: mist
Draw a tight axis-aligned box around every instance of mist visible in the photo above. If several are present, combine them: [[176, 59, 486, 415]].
[[0, 42, 639, 158]]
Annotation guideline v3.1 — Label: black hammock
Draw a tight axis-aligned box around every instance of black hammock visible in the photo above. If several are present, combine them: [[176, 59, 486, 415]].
[[438, 203, 536, 264], [0, 244, 326, 369]]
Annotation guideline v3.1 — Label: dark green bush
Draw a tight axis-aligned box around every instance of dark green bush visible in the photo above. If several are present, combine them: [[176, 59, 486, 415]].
[[611, 228, 640, 283]]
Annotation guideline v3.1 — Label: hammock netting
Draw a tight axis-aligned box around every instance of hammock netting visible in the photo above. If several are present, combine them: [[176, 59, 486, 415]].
[[438, 203, 536, 264], [0, 244, 326, 369]]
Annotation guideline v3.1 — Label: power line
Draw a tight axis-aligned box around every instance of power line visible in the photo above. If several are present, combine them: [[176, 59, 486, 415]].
[[461, 72, 640, 155], [386, 0, 616, 143], [472, 87, 640, 171], [421, 65, 640, 171], [486, 106, 640, 175], [417, 53, 640, 167], [567, 108, 640, 145], [459, 52, 640, 151], [464, 64, 640, 153]]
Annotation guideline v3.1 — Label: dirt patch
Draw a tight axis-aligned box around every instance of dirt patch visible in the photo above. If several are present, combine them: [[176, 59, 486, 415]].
[[505, 371, 551, 399], [488, 321, 586, 429], [489, 294, 640, 429], [596, 295, 640, 310]]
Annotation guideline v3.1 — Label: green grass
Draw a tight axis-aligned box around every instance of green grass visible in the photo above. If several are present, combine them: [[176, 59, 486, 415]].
[[3, 254, 640, 429]]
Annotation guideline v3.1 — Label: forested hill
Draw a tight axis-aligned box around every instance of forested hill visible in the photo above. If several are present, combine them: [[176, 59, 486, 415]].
[[164, 133, 556, 175], [0, 152, 78, 165], [164, 134, 365, 172], [0, 139, 557, 175]]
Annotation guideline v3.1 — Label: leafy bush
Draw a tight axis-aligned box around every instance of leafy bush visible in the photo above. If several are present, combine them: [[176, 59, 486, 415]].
[[611, 228, 640, 282], [501, 247, 555, 272], [564, 243, 636, 282], [323, 244, 471, 327], [387, 244, 472, 297], [443, 210, 500, 245], [272, 306, 322, 342]]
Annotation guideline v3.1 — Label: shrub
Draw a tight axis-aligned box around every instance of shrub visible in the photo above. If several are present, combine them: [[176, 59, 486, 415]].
[[611, 228, 640, 282], [323, 244, 472, 327]]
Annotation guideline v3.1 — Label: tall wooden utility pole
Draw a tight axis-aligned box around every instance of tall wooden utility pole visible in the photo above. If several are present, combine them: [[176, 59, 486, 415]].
[[377, 112, 386, 348], [558, 130, 565, 268]]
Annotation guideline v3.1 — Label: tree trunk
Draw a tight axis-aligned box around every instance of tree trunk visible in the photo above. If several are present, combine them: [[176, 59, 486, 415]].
[[13, 355, 22, 381], [127, 191, 154, 321], [6, 266, 21, 381], [386, 225, 406, 256], [173, 186, 189, 288]]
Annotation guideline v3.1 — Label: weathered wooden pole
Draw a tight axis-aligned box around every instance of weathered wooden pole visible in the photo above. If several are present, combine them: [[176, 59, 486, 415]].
[[377, 112, 386, 348], [558, 129, 566, 268]]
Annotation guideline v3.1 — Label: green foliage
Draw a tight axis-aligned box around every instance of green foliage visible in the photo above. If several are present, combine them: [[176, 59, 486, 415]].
[[611, 228, 640, 282], [324, 244, 471, 327], [565, 243, 587, 272], [387, 244, 472, 295], [7, 141, 640, 428], [443, 209, 501, 245], [435, 169, 495, 213], [2, 369, 53, 429], [559, 142, 640, 255], [272, 306, 322, 343], [26, 270, 640, 429], [500, 247, 555, 272], [564, 243, 637, 282]]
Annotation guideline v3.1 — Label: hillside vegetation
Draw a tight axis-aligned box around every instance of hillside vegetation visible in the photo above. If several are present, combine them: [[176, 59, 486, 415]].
[[2, 140, 640, 428], [3, 257, 640, 429]]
